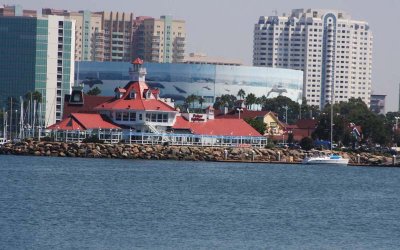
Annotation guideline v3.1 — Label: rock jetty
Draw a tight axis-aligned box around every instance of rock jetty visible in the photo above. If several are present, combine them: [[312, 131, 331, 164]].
[[0, 141, 396, 166]]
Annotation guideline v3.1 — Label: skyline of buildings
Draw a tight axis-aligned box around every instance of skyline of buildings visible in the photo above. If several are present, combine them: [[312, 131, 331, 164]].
[[0, 4, 386, 121], [253, 8, 373, 109]]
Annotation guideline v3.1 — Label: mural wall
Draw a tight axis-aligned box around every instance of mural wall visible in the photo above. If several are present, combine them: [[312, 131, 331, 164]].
[[76, 62, 304, 105]]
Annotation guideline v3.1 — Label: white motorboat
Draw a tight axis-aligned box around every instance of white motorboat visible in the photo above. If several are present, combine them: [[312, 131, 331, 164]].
[[302, 154, 349, 165]]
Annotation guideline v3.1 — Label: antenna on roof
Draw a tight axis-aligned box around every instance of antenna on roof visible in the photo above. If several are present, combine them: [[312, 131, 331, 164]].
[[272, 9, 278, 16]]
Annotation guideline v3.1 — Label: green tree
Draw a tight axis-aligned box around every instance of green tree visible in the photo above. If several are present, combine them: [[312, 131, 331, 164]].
[[24, 91, 42, 104], [237, 89, 246, 100], [213, 94, 237, 110], [245, 93, 257, 110], [313, 98, 391, 146], [198, 96, 205, 109], [87, 87, 102, 96], [300, 137, 314, 150], [257, 95, 267, 109], [263, 96, 299, 124], [185, 94, 198, 110], [244, 117, 265, 135]]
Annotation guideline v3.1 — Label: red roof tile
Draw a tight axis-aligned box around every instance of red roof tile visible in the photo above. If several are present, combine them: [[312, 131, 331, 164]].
[[71, 113, 120, 129], [295, 119, 318, 129], [48, 117, 83, 131], [132, 58, 144, 64], [173, 116, 262, 136], [48, 113, 120, 131]]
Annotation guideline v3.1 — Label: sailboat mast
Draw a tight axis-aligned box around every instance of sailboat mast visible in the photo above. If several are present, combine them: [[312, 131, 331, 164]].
[[20, 96, 23, 139], [330, 80, 334, 151]]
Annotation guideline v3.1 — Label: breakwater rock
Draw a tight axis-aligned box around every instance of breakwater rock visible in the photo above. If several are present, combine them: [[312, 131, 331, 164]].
[[0, 141, 395, 166]]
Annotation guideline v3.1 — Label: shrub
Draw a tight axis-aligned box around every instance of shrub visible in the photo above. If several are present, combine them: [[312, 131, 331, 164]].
[[300, 137, 314, 151]]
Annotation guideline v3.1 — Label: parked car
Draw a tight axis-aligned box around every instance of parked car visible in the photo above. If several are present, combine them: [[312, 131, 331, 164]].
[[288, 143, 301, 149]]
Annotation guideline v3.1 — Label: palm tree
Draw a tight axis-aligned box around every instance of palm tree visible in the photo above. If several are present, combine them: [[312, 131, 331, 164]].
[[185, 94, 198, 110], [245, 93, 257, 110], [198, 96, 205, 109], [237, 89, 246, 100], [258, 95, 267, 110]]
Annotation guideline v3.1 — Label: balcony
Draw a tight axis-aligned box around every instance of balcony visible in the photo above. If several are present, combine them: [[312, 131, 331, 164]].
[[112, 50, 124, 54], [175, 37, 185, 45]]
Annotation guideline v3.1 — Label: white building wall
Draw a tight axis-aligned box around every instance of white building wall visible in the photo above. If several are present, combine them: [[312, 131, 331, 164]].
[[253, 9, 373, 109], [44, 16, 75, 126], [45, 16, 59, 126]]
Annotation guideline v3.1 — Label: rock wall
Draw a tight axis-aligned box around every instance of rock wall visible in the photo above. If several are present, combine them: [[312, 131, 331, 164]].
[[0, 141, 395, 166]]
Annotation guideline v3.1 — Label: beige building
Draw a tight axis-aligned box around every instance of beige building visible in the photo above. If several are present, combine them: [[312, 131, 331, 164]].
[[43, 9, 104, 61], [0, 4, 36, 16], [132, 15, 186, 63], [184, 52, 243, 66], [43, 9, 135, 62], [97, 11, 135, 62]]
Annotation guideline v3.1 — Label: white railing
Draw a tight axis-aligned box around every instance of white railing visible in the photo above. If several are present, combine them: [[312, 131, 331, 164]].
[[127, 132, 267, 148], [43, 130, 267, 147]]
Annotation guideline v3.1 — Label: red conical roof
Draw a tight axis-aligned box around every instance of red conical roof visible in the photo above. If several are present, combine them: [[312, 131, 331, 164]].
[[132, 58, 144, 65]]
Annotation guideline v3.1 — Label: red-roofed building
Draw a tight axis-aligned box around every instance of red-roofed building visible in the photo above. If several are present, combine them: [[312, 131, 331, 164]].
[[46, 59, 267, 146], [49, 113, 120, 131], [94, 73, 178, 133], [173, 116, 261, 136]]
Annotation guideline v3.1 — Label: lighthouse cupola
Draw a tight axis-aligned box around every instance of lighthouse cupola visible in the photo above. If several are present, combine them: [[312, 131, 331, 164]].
[[129, 58, 146, 82]]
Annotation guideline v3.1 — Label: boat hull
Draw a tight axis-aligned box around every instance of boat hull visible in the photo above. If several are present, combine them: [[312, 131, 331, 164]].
[[302, 157, 349, 165]]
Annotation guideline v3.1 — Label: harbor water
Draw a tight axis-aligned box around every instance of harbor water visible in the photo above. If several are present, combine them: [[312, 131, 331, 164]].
[[1, 155, 400, 249]]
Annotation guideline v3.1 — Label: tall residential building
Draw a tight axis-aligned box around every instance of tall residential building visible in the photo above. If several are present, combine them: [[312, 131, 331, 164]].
[[98, 11, 135, 62], [42, 9, 104, 61], [253, 9, 373, 108], [132, 15, 186, 63], [0, 15, 75, 126], [0, 4, 37, 17]]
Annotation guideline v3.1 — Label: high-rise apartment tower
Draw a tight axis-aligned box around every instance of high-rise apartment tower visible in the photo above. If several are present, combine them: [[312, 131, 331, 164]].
[[253, 9, 373, 108], [132, 15, 186, 63]]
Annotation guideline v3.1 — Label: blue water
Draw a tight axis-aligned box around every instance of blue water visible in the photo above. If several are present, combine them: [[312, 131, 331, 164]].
[[1, 155, 400, 249]]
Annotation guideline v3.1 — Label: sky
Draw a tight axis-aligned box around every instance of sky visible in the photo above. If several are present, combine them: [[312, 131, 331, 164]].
[[7, 0, 400, 112]]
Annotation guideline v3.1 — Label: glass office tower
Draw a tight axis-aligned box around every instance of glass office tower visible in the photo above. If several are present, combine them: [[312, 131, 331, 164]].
[[0, 15, 75, 126]]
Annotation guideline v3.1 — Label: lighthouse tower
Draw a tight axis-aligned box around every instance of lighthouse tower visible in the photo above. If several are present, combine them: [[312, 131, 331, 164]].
[[129, 58, 147, 82]]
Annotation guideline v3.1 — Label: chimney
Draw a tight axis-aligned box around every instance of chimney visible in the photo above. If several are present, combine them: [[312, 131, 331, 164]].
[[69, 85, 84, 105]]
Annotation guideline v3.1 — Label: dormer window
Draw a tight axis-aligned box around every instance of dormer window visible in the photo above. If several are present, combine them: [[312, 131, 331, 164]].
[[114, 87, 126, 99], [145, 90, 152, 99], [129, 91, 136, 99]]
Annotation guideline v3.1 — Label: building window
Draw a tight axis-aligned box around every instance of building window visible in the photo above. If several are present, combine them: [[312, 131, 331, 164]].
[[123, 112, 129, 121], [129, 112, 136, 121], [145, 113, 168, 123], [116, 112, 122, 121]]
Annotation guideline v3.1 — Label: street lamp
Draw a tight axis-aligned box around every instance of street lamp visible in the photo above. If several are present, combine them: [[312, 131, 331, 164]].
[[282, 105, 289, 124], [237, 108, 243, 119]]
